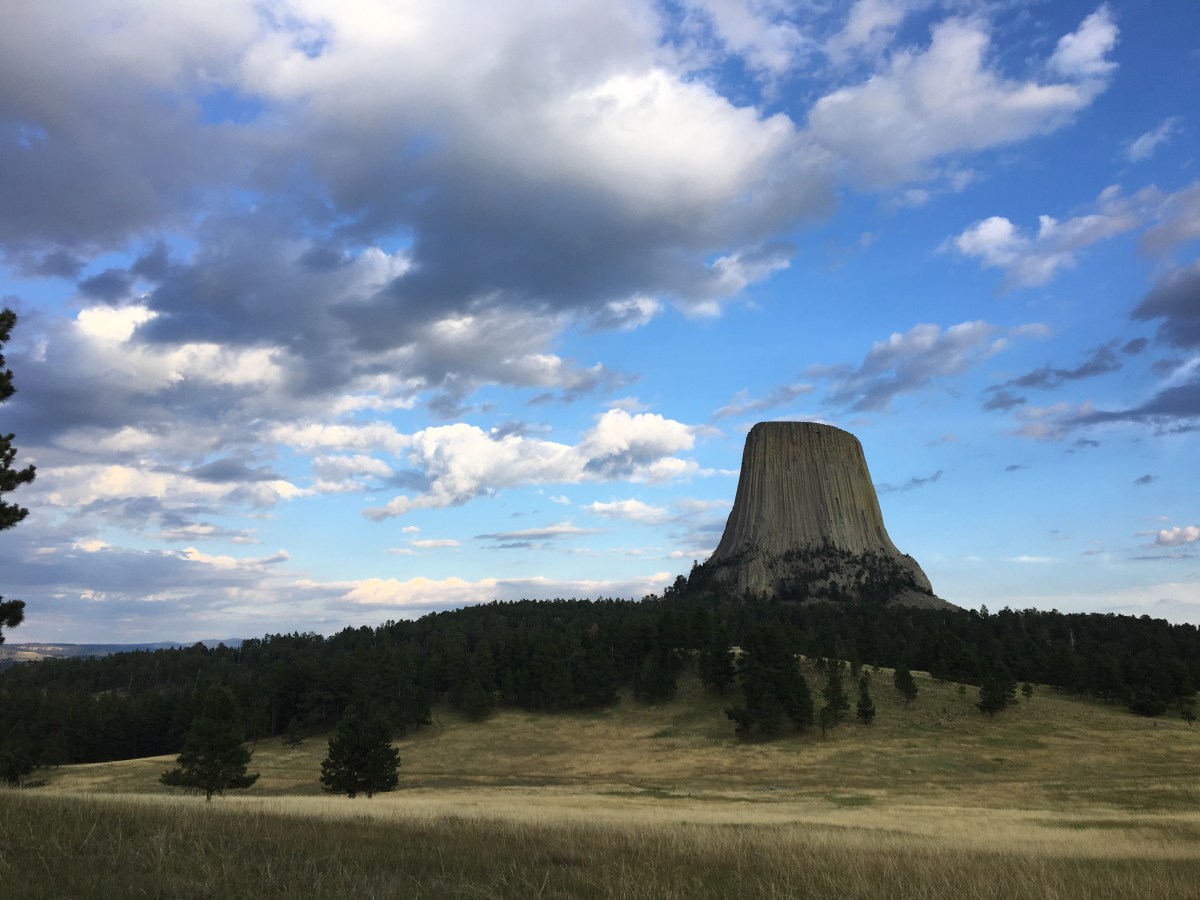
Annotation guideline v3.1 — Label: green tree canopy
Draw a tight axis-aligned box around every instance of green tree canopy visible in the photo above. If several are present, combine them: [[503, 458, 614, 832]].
[[698, 626, 736, 695], [893, 662, 918, 704], [977, 665, 1018, 717], [320, 706, 400, 798], [819, 660, 850, 736], [160, 686, 259, 801], [725, 625, 813, 738], [855, 672, 876, 725]]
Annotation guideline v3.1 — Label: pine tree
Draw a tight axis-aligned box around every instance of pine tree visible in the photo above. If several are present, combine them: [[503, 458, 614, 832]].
[[280, 717, 304, 748], [819, 660, 850, 735], [725, 626, 812, 738], [160, 686, 259, 801], [698, 627, 736, 695], [1021, 682, 1034, 702], [893, 662, 918, 704], [1128, 686, 1167, 717], [0, 308, 36, 646], [632, 650, 678, 703], [0, 723, 35, 786], [320, 706, 400, 798], [855, 673, 876, 725], [977, 666, 1017, 717], [459, 678, 494, 721]]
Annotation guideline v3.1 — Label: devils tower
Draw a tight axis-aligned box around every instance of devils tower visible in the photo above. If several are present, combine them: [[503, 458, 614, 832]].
[[695, 422, 950, 608]]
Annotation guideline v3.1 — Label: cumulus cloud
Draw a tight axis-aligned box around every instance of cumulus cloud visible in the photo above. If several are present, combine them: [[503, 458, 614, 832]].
[[808, 10, 1117, 186], [683, 0, 810, 80], [1047, 5, 1118, 81], [1156, 526, 1200, 547], [826, 0, 908, 64], [359, 409, 699, 519], [1, 1, 840, 444], [950, 185, 1146, 288]]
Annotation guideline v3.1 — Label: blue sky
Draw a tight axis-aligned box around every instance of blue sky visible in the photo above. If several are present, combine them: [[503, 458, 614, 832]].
[[1, 0, 1197, 643]]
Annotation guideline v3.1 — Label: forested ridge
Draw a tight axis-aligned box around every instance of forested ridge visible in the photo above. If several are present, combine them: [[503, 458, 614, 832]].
[[2, 585, 1198, 777]]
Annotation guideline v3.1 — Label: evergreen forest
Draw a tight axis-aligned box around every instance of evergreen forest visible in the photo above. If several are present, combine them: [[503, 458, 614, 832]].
[[3, 572, 1198, 780]]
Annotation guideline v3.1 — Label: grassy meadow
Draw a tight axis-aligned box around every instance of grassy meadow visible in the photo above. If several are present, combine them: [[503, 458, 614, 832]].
[[4, 663, 1199, 898]]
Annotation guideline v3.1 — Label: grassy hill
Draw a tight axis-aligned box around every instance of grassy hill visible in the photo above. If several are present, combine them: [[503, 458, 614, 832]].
[[5, 663, 1199, 898]]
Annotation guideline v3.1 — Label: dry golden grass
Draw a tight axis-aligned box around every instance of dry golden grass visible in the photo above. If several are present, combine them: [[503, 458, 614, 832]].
[[17, 664, 1200, 897]]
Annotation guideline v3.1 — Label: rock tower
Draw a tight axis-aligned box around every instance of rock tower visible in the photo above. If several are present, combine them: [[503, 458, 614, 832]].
[[699, 422, 949, 608]]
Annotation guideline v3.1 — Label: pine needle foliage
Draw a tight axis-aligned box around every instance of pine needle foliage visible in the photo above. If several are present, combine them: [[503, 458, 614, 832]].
[[160, 686, 259, 801], [0, 308, 36, 645], [320, 706, 400, 798]]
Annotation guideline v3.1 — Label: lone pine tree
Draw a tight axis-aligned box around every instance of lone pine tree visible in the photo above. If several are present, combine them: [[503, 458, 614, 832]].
[[320, 706, 400, 798], [160, 686, 259, 801], [893, 662, 919, 704], [0, 308, 36, 645], [855, 672, 876, 725], [977, 665, 1018, 717]]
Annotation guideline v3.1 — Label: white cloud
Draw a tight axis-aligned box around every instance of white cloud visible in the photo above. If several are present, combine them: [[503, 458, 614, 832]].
[[826, 0, 907, 63], [66, 304, 285, 393], [476, 522, 599, 542], [1126, 116, 1183, 163], [1047, 5, 1118, 81], [364, 424, 580, 518], [686, 0, 808, 78], [272, 422, 411, 455], [579, 408, 696, 472], [362, 409, 698, 519], [594, 296, 662, 331], [1156, 526, 1200, 547], [178, 547, 290, 571], [585, 499, 671, 524], [37, 461, 306, 513], [950, 186, 1146, 288], [808, 12, 1116, 186], [410, 538, 461, 549]]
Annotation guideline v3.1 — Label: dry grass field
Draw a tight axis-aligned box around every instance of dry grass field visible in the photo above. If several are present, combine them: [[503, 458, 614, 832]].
[[5, 664, 1199, 898]]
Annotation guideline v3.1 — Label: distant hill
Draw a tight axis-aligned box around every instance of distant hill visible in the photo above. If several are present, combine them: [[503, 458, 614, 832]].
[[0, 639, 243, 669]]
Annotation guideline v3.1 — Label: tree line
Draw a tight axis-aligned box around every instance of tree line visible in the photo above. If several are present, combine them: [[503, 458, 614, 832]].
[[2, 587, 1197, 783]]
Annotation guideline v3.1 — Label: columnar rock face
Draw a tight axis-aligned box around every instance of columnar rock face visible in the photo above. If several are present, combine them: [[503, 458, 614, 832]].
[[703, 422, 949, 608]]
